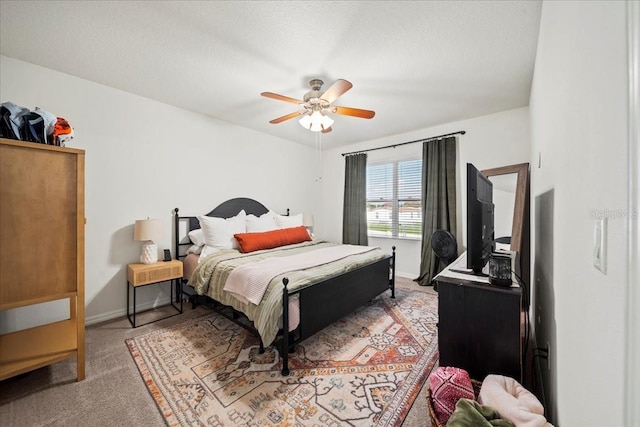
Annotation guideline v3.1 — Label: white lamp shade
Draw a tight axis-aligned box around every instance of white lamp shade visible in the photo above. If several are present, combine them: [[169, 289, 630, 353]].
[[134, 219, 162, 264], [309, 111, 323, 132], [303, 213, 314, 227], [299, 114, 312, 129], [134, 219, 162, 242], [320, 113, 334, 129], [299, 111, 334, 132]]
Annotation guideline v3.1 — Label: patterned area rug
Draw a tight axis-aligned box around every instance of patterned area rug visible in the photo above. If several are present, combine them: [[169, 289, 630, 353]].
[[126, 287, 438, 426]]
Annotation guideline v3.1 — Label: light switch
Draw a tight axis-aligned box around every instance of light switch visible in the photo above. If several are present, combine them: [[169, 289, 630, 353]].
[[593, 217, 607, 274]]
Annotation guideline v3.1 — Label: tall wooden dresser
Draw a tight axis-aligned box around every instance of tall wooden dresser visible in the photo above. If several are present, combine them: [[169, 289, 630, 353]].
[[0, 138, 85, 381]]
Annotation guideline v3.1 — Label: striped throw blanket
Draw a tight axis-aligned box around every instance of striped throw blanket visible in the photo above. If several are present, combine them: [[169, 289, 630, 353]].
[[223, 244, 376, 305]]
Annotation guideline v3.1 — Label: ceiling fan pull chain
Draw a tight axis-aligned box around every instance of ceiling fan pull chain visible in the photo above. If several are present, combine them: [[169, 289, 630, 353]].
[[315, 132, 323, 182]]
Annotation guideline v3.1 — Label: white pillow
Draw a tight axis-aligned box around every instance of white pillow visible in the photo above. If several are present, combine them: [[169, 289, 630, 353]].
[[199, 244, 220, 259], [186, 244, 203, 255], [198, 210, 246, 250], [274, 213, 304, 229], [246, 211, 278, 232], [188, 228, 206, 247]]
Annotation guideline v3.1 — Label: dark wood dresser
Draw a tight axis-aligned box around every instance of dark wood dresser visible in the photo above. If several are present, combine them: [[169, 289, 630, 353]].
[[435, 252, 523, 382]]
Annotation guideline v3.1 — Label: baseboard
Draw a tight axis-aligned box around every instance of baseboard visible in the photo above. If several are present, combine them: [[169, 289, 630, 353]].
[[395, 271, 416, 280], [85, 296, 172, 326]]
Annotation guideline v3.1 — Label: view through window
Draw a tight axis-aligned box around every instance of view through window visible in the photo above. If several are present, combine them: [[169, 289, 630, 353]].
[[366, 159, 422, 239]]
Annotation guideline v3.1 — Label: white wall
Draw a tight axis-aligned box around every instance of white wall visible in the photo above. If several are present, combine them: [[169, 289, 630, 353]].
[[319, 107, 530, 277], [0, 56, 321, 330], [530, 2, 628, 425]]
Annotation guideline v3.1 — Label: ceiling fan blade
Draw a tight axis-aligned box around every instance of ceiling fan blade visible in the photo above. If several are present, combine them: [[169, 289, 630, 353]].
[[320, 79, 353, 103], [332, 106, 376, 119], [321, 126, 332, 134], [269, 111, 303, 124], [261, 92, 303, 105]]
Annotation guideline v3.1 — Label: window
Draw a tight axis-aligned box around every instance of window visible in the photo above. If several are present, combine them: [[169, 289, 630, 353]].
[[366, 159, 422, 239]]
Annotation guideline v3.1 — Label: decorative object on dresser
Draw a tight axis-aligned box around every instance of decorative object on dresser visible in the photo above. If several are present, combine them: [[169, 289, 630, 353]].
[[126, 286, 438, 427], [0, 138, 85, 381], [133, 218, 162, 264], [489, 252, 514, 287], [173, 197, 396, 376], [126, 260, 183, 328]]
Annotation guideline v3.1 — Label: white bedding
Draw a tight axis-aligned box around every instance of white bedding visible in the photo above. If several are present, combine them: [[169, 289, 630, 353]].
[[223, 244, 377, 305]]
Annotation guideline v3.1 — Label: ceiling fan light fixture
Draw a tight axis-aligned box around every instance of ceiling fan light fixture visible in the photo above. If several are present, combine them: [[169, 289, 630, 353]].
[[299, 110, 334, 132], [320, 112, 334, 129], [264, 78, 374, 132], [298, 113, 313, 130], [309, 111, 324, 132]]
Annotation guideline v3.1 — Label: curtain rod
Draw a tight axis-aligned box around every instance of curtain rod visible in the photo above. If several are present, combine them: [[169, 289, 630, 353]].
[[341, 130, 466, 156]]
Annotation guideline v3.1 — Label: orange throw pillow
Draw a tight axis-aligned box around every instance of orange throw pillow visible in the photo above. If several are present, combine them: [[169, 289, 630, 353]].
[[234, 226, 311, 253]]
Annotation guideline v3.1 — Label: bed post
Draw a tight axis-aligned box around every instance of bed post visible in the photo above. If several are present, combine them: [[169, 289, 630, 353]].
[[173, 208, 179, 259], [281, 277, 290, 376], [391, 246, 396, 299], [173, 208, 180, 303]]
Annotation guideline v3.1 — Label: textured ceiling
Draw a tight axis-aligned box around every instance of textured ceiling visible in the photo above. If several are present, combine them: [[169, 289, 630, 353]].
[[0, 0, 542, 149]]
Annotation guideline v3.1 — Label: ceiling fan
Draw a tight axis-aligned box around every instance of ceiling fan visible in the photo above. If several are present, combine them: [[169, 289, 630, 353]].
[[261, 79, 375, 133]]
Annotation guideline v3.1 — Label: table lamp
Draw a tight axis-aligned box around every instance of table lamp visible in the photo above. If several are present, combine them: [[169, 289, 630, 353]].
[[134, 218, 162, 264], [303, 213, 314, 237]]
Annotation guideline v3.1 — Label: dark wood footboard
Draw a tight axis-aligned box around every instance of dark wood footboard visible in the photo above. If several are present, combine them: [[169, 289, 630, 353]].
[[281, 247, 396, 376]]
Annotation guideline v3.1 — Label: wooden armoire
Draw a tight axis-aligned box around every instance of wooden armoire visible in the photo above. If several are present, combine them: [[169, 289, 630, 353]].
[[0, 138, 85, 381]]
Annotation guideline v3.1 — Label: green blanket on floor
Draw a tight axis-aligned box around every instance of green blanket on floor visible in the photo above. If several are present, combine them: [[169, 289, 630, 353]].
[[446, 398, 515, 427]]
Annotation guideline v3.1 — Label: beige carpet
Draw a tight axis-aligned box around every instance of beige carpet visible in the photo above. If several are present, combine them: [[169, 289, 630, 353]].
[[0, 277, 436, 426]]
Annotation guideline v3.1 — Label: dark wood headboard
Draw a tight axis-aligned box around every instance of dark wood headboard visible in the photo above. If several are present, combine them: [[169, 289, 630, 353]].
[[173, 197, 270, 260]]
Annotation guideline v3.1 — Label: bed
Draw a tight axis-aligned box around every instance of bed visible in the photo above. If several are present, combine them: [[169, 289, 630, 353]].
[[173, 197, 395, 375]]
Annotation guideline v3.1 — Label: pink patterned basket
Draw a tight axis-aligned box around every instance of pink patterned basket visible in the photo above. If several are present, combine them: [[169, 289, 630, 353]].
[[427, 367, 482, 427]]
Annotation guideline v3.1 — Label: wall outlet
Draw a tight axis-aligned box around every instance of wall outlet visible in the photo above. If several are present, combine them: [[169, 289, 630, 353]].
[[546, 341, 551, 371]]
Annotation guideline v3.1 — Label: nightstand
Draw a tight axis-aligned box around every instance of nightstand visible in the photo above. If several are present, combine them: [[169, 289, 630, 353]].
[[126, 260, 183, 328]]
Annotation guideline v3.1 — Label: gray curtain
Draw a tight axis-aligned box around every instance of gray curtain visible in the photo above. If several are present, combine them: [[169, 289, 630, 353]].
[[342, 153, 368, 245], [416, 137, 457, 285]]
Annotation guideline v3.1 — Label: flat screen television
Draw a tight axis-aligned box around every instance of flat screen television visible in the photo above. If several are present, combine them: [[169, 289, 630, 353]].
[[466, 163, 495, 274]]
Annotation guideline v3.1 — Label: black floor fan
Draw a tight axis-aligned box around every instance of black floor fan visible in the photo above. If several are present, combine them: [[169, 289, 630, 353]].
[[429, 230, 458, 288], [430, 229, 458, 267]]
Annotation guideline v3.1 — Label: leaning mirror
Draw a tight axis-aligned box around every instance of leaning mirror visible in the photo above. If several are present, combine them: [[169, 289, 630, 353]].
[[489, 173, 518, 244], [481, 163, 529, 256]]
